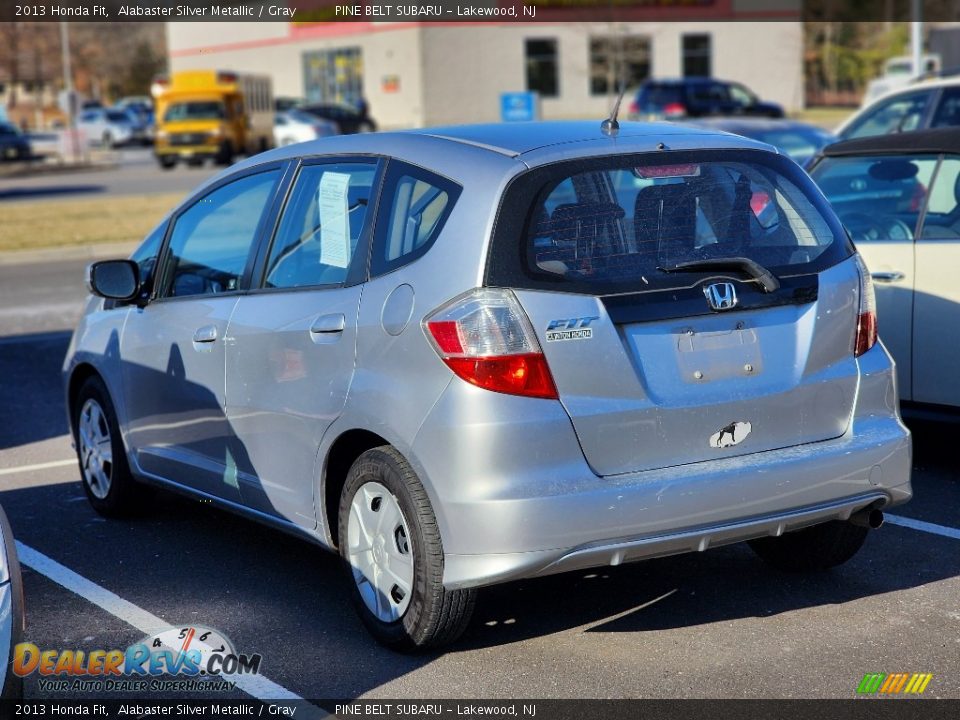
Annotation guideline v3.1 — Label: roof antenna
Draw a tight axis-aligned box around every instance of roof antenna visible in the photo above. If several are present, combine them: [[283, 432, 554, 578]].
[[601, 64, 628, 136]]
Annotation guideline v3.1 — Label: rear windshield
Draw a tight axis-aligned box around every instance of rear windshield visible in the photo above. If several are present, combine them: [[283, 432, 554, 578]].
[[487, 149, 852, 295]]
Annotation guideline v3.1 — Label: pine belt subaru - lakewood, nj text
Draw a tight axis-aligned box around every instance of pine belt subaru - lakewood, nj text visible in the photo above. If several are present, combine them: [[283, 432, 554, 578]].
[[64, 121, 912, 650]]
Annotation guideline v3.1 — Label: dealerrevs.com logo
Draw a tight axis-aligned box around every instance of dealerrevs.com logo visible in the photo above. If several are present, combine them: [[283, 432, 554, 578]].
[[13, 625, 262, 693], [857, 673, 934, 696]]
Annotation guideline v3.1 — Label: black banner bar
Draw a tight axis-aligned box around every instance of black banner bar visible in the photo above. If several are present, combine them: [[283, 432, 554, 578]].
[[2, 1, 960, 24], [3, 700, 960, 720]]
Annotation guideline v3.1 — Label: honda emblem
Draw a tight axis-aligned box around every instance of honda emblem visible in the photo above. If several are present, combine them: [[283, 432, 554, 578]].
[[703, 282, 738, 311]]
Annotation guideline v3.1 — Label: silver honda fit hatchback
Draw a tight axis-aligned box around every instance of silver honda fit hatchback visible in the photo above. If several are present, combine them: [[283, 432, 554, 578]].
[[64, 121, 912, 650]]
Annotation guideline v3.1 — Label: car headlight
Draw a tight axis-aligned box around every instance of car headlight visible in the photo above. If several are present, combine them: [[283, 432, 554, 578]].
[[156, 130, 168, 139]]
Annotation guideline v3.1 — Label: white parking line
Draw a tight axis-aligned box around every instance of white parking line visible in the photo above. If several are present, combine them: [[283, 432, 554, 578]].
[[0, 459, 76, 476], [885, 514, 960, 541], [15, 541, 324, 714]]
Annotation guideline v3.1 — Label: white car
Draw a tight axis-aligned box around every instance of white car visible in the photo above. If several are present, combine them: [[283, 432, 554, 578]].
[[836, 77, 960, 141], [273, 110, 339, 147], [810, 127, 960, 410], [1, 505, 24, 700], [77, 108, 145, 148]]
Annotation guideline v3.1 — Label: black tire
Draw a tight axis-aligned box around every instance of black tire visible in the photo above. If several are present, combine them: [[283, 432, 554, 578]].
[[748, 520, 869, 572], [216, 141, 234, 166], [338, 446, 476, 651], [102, 131, 113, 148], [73, 376, 142, 517], [0, 506, 24, 701], [158, 156, 177, 170]]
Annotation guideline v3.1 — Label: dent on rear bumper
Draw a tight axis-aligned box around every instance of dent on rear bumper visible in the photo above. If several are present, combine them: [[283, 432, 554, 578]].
[[415, 344, 911, 590]]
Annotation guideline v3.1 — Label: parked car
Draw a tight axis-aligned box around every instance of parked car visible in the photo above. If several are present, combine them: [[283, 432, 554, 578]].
[[681, 118, 836, 167], [274, 110, 339, 147], [809, 127, 960, 411], [77, 107, 146, 148], [66, 121, 911, 650], [115, 96, 155, 144], [0, 122, 31, 161], [835, 78, 960, 141], [299, 102, 376, 134], [1, 504, 25, 700], [628, 78, 785, 121], [275, 96, 305, 113]]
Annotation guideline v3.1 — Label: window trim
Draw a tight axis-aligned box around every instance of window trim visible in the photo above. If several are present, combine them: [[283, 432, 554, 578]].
[[369, 159, 463, 279], [248, 154, 387, 294], [150, 160, 290, 304]]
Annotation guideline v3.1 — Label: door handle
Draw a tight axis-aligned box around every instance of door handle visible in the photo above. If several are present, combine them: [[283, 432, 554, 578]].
[[193, 325, 218, 343], [870, 271, 905, 283], [310, 313, 345, 334]]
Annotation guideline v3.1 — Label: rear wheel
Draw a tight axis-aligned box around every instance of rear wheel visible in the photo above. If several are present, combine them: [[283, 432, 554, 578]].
[[748, 520, 869, 572], [338, 446, 475, 651], [73, 376, 141, 517], [157, 156, 177, 170]]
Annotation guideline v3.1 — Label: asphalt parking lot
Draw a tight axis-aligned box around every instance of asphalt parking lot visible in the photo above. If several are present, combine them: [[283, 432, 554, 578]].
[[1, 256, 959, 702]]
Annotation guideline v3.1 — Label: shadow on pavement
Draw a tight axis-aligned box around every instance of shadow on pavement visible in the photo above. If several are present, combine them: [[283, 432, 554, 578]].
[[0, 330, 72, 450], [0, 185, 105, 201]]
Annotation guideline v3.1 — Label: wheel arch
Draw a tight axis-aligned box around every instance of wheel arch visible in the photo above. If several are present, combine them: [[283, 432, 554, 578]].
[[66, 362, 103, 436], [320, 428, 391, 548]]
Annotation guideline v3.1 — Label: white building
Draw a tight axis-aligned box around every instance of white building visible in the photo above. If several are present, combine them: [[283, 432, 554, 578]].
[[167, 14, 804, 130]]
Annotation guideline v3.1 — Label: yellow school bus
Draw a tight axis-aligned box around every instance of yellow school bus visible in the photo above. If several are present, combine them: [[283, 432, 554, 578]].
[[152, 70, 274, 169]]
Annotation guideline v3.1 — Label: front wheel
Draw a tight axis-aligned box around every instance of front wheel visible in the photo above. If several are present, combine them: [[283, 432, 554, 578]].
[[73, 376, 142, 517], [338, 446, 476, 651], [748, 520, 869, 572]]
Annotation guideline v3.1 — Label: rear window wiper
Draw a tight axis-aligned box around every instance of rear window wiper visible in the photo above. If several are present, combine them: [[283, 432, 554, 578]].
[[658, 257, 781, 293]]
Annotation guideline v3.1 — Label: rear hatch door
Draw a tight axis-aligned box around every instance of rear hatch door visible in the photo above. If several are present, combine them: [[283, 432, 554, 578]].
[[488, 149, 860, 476]]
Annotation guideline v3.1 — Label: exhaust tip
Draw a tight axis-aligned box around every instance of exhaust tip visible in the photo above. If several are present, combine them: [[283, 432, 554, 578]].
[[850, 508, 884, 529]]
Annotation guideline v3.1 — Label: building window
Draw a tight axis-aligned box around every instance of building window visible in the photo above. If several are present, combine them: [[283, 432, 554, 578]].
[[303, 47, 364, 106], [525, 38, 558, 98], [589, 36, 651, 96], [682, 34, 712, 77]]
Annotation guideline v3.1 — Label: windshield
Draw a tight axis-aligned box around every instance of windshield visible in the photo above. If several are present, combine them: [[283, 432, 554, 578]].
[[488, 150, 851, 295], [164, 101, 226, 122], [810, 154, 940, 241], [107, 110, 131, 123]]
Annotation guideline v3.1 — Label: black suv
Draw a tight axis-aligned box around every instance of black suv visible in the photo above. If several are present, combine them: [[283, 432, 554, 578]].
[[628, 78, 785, 121]]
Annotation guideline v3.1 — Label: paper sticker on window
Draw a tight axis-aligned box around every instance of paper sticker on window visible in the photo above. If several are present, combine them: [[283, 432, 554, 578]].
[[318, 171, 351, 269]]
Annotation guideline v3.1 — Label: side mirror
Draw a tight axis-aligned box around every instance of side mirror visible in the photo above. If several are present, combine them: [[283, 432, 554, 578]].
[[86, 260, 140, 302]]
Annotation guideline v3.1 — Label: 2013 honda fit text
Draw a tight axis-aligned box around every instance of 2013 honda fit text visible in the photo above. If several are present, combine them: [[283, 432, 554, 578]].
[[64, 121, 912, 650]]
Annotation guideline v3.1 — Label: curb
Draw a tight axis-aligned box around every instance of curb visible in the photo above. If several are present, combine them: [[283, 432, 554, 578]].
[[0, 241, 138, 266]]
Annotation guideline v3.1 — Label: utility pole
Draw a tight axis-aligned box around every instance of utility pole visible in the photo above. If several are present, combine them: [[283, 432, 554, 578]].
[[59, 21, 79, 162], [911, 0, 923, 78]]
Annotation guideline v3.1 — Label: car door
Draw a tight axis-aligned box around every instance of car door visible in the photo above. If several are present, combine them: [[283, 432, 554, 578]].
[[224, 158, 381, 527], [912, 155, 960, 406], [120, 166, 283, 501]]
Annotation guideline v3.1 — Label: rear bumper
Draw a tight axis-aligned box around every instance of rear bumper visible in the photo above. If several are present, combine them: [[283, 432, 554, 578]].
[[411, 347, 911, 590]]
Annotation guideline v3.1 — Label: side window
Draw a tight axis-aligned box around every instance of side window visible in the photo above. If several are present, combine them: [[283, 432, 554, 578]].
[[844, 91, 932, 139], [162, 170, 280, 298], [263, 162, 377, 289], [931, 87, 960, 129], [371, 163, 461, 277]]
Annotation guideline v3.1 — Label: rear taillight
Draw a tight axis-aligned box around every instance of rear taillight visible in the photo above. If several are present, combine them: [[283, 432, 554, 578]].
[[854, 254, 878, 357], [424, 289, 558, 400], [663, 102, 687, 117], [628, 100, 639, 116]]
